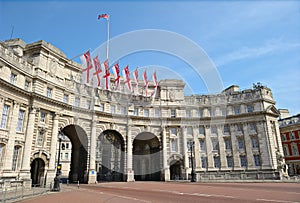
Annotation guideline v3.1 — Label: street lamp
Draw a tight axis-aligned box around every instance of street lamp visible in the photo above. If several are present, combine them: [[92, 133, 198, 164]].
[[190, 141, 196, 182], [53, 128, 63, 191]]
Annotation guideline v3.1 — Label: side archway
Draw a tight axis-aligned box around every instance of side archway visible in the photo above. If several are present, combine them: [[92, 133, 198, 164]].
[[30, 158, 45, 186], [133, 132, 161, 181]]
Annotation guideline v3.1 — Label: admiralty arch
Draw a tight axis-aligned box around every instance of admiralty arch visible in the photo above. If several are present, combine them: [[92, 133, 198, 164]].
[[0, 38, 285, 187]]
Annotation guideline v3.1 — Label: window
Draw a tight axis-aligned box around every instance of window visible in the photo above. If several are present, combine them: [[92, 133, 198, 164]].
[[198, 126, 205, 135], [110, 105, 116, 114], [1, 105, 9, 129], [234, 106, 240, 115], [154, 109, 160, 117], [187, 140, 194, 152], [214, 156, 220, 168], [40, 112, 46, 123], [120, 106, 126, 115], [227, 156, 233, 168], [198, 109, 203, 117], [16, 110, 25, 132], [186, 110, 191, 118], [0, 144, 4, 165], [211, 126, 217, 134], [292, 144, 299, 155], [144, 109, 149, 117], [249, 123, 256, 132], [281, 134, 286, 141], [74, 97, 80, 107], [37, 131, 44, 147], [240, 155, 247, 167], [225, 139, 231, 150], [86, 100, 91, 109], [209, 109, 215, 117], [99, 103, 104, 111], [187, 127, 193, 135], [134, 107, 139, 116], [170, 127, 177, 136], [223, 125, 229, 134], [237, 124, 243, 133], [247, 105, 254, 113], [66, 143, 69, 149], [10, 73, 16, 84], [199, 139, 206, 151], [171, 109, 176, 118], [251, 137, 259, 148], [238, 139, 245, 149], [283, 145, 289, 156], [65, 153, 69, 160], [221, 108, 227, 116], [201, 157, 207, 168], [254, 155, 261, 166], [212, 140, 219, 151], [12, 146, 21, 171], [171, 139, 177, 152], [63, 94, 69, 103], [46, 87, 52, 98], [24, 80, 30, 90], [290, 132, 295, 140]]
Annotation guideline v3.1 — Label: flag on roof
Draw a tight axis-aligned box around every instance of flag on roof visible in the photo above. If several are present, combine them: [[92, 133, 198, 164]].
[[81, 50, 93, 84], [123, 65, 132, 93], [133, 67, 139, 95], [98, 14, 109, 20], [103, 59, 110, 90], [143, 69, 149, 97], [93, 56, 102, 87], [112, 62, 121, 91]]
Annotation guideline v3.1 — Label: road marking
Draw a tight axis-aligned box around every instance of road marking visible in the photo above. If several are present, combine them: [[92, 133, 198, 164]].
[[256, 199, 299, 203]]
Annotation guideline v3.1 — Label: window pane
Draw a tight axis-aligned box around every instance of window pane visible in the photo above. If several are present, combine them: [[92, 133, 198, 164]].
[[1, 105, 9, 129]]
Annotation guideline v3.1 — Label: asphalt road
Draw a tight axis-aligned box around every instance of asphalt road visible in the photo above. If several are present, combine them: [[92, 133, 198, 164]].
[[19, 182, 300, 203]]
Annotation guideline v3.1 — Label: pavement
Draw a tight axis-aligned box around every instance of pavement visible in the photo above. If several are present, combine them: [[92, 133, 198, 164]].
[[16, 182, 300, 203]]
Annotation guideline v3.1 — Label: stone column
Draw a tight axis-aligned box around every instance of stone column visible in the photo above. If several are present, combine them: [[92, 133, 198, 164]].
[[258, 121, 271, 169], [217, 126, 227, 169], [47, 113, 59, 184], [88, 119, 97, 183], [3, 102, 19, 173], [243, 123, 255, 169], [205, 126, 214, 170], [162, 126, 170, 181], [193, 127, 200, 171], [230, 124, 241, 169], [127, 118, 134, 181], [182, 127, 189, 179], [20, 106, 36, 181]]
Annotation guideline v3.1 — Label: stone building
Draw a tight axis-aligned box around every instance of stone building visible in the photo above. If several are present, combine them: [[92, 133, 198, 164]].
[[0, 38, 285, 187], [278, 113, 300, 176]]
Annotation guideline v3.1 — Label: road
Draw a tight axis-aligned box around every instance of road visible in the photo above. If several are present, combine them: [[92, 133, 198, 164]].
[[19, 182, 300, 203]]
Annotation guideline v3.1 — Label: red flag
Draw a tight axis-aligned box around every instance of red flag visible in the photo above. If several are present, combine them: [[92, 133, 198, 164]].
[[151, 71, 158, 98], [82, 50, 93, 84], [143, 70, 149, 97], [133, 67, 139, 95], [98, 14, 109, 20], [112, 62, 121, 90], [103, 59, 110, 90], [93, 56, 102, 87], [123, 65, 132, 93]]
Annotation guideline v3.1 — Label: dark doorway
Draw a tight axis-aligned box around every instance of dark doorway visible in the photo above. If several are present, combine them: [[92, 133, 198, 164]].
[[133, 132, 161, 181], [170, 160, 182, 180], [96, 130, 125, 182], [30, 158, 45, 186], [61, 125, 88, 183]]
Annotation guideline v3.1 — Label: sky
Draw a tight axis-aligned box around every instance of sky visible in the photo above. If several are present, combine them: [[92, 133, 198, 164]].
[[0, 0, 300, 115]]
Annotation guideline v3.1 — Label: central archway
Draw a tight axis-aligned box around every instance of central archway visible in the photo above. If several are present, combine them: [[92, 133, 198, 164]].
[[133, 132, 161, 181], [61, 125, 88, 183], [96, 130, 125, 182]]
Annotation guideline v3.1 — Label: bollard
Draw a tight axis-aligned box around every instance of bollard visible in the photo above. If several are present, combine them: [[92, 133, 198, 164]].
[[77, 181, 79, 189], [67, 180, 69, 186]]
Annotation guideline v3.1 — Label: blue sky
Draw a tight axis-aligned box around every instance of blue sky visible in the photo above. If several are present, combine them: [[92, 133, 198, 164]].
[[0, 0, 299, 115]]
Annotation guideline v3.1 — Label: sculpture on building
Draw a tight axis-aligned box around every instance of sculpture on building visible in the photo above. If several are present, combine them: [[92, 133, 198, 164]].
[[276, 149, 289, 179]]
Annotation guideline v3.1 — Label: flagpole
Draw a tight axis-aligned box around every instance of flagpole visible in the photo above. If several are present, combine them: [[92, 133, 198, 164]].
[[106, 17, 110, 60]]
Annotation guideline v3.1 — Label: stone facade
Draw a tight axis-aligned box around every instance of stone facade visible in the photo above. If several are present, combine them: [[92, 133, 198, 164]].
[[0, 38, 285, 187]]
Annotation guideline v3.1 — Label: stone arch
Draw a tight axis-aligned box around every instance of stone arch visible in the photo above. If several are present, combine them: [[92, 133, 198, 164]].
[[61, 124, 89, 183], [168, 154, 184, 180], [96, 129, 125, 182], [133, 132, 162, 181], [30, 157, 46, 187]]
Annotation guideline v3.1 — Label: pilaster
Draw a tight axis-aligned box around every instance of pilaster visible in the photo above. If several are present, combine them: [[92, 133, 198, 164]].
[[162, 126, 170, 181], [243, 123, 255, 169], [205, 125, 214, 169], [88, 118, 97, 183], [127, 118, 134, 182], [217, 126, 227, 169], [230, 124, 240, 169]]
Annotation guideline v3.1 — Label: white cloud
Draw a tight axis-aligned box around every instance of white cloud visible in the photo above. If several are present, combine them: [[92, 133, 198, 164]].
[[214, 40, 300, 67]]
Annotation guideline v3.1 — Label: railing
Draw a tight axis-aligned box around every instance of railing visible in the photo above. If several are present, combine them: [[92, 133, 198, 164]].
[[0, 183, 52, 203]]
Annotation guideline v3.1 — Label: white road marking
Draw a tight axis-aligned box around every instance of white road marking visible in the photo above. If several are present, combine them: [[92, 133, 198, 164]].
[[256, 199, 299, 203]]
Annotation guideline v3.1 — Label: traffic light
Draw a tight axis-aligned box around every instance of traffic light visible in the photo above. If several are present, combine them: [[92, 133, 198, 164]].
[[57, 164, 62, 174]]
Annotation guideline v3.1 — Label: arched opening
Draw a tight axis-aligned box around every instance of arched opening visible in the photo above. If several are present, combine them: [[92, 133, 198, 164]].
[[133, 132, 161, 181], [96, 130, 125, 182], [30, 158, 45, 186], [170, 160, 183, 180], [60, 125, 88, 183]]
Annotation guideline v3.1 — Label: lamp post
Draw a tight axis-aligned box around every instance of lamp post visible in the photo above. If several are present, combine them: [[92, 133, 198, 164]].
[[190, 141, 196, 182], [53, 129, 63, 191]]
